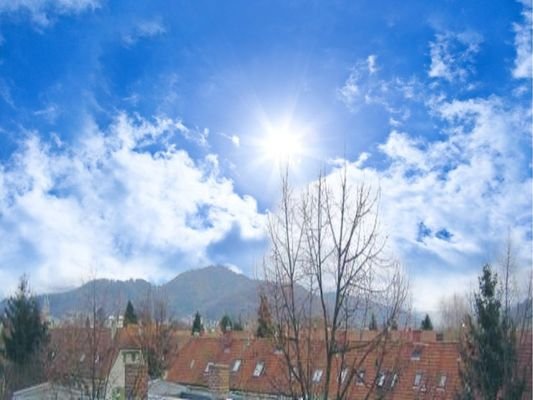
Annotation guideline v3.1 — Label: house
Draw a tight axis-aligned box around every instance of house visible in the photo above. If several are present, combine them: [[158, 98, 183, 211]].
[[13, 325, 148, 400], [165, 330, 532, 400]]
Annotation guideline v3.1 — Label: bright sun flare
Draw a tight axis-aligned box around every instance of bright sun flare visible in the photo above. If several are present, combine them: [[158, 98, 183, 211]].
[[259, 123, 305, 166]]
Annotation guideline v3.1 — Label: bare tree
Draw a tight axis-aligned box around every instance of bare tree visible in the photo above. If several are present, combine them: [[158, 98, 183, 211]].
[[262, 168, 409, 400], [137, 286, 178, 379], [44, 277, 148, 399], [43, 278, 115, 399], [499, 236, 532, 399], [437, 292, 469, 338]]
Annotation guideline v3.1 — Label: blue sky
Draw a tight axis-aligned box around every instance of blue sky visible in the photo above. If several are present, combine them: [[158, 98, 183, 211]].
[[0, 0, 531, 311]]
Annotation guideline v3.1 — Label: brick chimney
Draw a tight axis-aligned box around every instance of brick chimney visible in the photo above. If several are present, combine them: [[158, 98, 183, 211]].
[[208, 363, 230, 399]]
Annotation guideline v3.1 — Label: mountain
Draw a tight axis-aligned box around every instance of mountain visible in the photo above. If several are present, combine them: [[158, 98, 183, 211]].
[[33, 266, 261, 321], [40, 278, 152, 319], [3, 265, 421, 325], [162, 266, 260, 320]]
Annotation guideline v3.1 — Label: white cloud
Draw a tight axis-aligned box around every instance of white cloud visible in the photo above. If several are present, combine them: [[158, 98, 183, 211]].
[[337, 58, 425, 125], [410, 271, 476, 314], [330, 96, 531, 311], [0, 0, 100, 27], [337, 56, 385, 110], [367, 54, 378, 74], [34, 103, 60, 123], [512, 0, 532, 79], [428, 31, 482, 82], [122, 19, 166, 46], [0, 79, 15, 108], [337, 70, 360, 109], [0, 112, 266, 295], [230, 135, 240, 147], [219, 132, 240, 147], [225, 263, 243, 275]]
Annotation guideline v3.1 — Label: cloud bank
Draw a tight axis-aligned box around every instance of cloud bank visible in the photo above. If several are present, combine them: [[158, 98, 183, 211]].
[[0, 113, 266, 295], [333, 95, 531, 310]]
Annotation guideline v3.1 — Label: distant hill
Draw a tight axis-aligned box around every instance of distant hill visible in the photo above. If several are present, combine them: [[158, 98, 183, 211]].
[[39, 277, 153, 319], [2, 265, 422, 325], [32, 266, 261, 321], [162, 266, 261, 320]]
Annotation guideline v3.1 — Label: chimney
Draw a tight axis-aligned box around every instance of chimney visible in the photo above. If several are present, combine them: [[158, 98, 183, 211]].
[[208, 364, 230, 400]]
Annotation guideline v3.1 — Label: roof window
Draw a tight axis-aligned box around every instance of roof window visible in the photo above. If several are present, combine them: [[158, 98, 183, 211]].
[[390, 373, 398, 389], [340, 368, 349, 383], [205, 361, 214, 373], [413, 372, 423, 387], [356, 369, 365, 385], [377, 371, 386, 388], [411, 346, 423, 361], [253, 361, 265, 377], [312, 369, 323, 383], [232, 359, 242, 372]]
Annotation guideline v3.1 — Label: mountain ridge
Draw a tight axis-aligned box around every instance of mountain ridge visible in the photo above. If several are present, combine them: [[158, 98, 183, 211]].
[[33, 265, 260, 321]]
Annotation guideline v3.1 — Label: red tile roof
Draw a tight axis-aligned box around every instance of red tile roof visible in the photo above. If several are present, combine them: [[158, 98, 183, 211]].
[[166, 331, 533, 400], [45, 326, 143, 383]]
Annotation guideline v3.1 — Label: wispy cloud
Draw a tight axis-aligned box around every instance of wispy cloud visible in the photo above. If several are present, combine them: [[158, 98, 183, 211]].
[[367, 54, 378, 74], [337, 57, 425, 127], [122, 19, 166, 46], [34, 103, 60, 123], [219, 132, 240, 147], [337, 54, 382, 109], [0, 0, 100, 27], [0, 79, 15, 108], [428, 31, 482, 82], [512, 0, 532, 79], [0, 112, 266, 295], [175, 120, 210, 148]]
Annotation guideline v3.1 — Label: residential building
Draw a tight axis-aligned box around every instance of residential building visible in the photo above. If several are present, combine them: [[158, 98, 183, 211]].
[[165, 330, 532, 400]]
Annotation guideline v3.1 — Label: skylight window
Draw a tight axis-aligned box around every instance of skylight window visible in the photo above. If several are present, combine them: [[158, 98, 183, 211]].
[[79, 353, 85, 363], [413, 372, 423, 387], [205, 362, 214, 373], [391, 373, 398, 388], [356, 369, 365, 385], [291, 366, 299, 379], [438, 374, 447, 388], [190, 359, 195, 369], [232, 359, 242, 372], [340, 368, 349, 383], [312, 369, 323, 383], [377, 372, 386, 388], [411, 346, 423, 361], [253, 361, 265, 377]]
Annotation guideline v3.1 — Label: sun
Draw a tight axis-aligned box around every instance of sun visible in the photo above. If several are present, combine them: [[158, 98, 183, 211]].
[[258, 120, 307, 167]]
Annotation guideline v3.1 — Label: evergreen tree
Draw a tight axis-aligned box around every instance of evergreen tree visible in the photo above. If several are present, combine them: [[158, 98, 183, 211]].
[[420, 314, 433, 330], [192, 311, 203, 335], [368, 313, 378, 330], [456, 264, 525, 400], [1, 277, 48, 366], [256, 294, 274, 338], [219, 314, 233, 333], [123, 300, 138, 325], [233, 315, 244, 331]]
